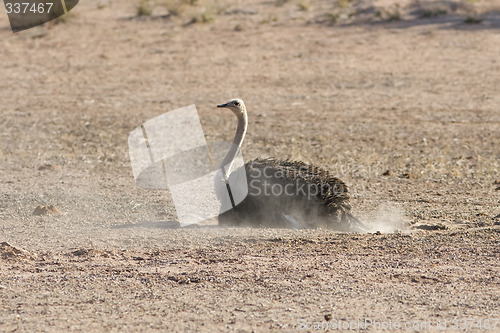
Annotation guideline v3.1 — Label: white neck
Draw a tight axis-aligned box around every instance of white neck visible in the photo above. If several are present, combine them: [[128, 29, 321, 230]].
[[220, 108, 248, 179]]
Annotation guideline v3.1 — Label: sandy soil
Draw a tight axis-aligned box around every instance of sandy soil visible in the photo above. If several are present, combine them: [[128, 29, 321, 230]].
[[1, 0, 499, 331]]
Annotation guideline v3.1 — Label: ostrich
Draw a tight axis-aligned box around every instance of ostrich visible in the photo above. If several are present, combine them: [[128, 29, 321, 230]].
[[216, 98, 366, 232]]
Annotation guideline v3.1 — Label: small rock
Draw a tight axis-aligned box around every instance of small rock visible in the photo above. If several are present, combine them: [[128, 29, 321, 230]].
[[415, 224, 447, 231], [324, 314, 332, 321], [72, 249, 88, 256], [400, 172, 412, 179], [32, 205, 63, 216], [0, 242, 23, 254], [382, 169, 392, 176], [167, 275, 179, 282], [0, 242, 28, 260]]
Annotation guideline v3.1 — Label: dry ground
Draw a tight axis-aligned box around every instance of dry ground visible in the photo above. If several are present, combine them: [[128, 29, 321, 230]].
[[0, 0, 499, 331]]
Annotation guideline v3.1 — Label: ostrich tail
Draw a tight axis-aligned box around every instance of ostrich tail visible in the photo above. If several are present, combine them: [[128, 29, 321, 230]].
[[338, 205, 368, 233]]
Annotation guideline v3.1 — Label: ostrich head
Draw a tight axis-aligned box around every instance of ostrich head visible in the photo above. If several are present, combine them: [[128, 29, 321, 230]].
[[217, 98, 246, 117]]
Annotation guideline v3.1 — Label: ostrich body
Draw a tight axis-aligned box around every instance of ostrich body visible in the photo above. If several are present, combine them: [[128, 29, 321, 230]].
[[216, 99, 366, 232]]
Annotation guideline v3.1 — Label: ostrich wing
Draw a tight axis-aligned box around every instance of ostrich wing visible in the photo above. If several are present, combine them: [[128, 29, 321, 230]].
[[220, 158, 366, 232]]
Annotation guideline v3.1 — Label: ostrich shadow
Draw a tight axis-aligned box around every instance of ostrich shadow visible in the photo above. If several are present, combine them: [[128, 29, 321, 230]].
[[109, 220, 316, 230], [110, 220, 222, 230]]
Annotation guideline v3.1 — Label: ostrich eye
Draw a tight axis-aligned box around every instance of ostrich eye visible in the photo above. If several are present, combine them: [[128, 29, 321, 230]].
[[234, 101, 240, 106]]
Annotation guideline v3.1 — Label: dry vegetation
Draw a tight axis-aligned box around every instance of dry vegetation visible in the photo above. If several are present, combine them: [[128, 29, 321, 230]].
[[0, 0, 499, 331], [134, 0, 499, 26]]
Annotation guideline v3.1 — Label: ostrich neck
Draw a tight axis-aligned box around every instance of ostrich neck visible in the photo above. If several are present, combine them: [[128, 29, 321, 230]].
[[220, 111, 247, 177]]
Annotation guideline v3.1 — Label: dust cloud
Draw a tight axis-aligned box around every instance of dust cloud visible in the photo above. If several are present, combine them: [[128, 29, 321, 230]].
[[363, 203, 410, 234]]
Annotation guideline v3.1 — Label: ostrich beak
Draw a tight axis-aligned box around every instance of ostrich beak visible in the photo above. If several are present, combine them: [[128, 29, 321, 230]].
[[217, 102, 230, 108]]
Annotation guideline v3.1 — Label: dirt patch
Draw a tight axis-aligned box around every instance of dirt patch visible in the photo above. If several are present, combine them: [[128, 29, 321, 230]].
[[0, 242, 31, 260], [32, 205, 63, 216]]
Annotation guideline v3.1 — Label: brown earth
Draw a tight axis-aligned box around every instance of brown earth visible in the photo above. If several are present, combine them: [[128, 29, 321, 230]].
[[1, 0, 499, 331]]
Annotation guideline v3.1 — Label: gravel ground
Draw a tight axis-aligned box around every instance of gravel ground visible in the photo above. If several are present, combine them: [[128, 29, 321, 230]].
[[1, 0, 499, 331]]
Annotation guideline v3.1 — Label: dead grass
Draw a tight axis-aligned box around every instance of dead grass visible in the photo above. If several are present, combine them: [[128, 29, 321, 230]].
[[297, 0, 311, 12], [135, 0, 225, 22], [376, 4, 401, 22], [136, 0, 154, 16], [128, 0, 499, 28], [464, 13, 483, 23]]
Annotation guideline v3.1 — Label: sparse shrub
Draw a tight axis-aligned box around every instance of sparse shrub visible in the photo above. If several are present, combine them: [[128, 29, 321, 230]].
[[316, 0, 356, 25], [193, 10, 215, 23], [464, 14, 482, 23], [260, 14, 278, 24], [137, 0, 153, 16], [420, 8, 447, 18], [156, 0, 224, 23], [322, 12, 339, 24], [162, 0, 184, 16], [376, 4, 401, 22], [275, 0, 288, 7], [456, 0, 483, 24], [53, 10, 76, 24], [297, 0, 311, 11], [193, 1, 221, 23], [338, 0, 352, 9], [96, 0, 109, 10], [387, 4, 401, 21]]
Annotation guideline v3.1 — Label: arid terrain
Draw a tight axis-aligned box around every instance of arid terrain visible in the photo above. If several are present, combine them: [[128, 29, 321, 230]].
[[1, 0, 499, 331]]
